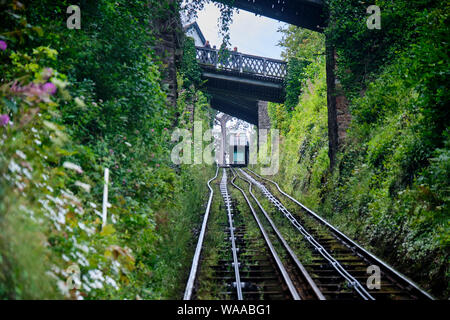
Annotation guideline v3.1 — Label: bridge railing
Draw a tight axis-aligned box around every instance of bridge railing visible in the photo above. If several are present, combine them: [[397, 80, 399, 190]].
[[196, 47, 287, 80]]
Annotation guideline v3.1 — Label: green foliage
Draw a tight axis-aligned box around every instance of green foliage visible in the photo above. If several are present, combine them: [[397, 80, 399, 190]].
[[268, 1, 449, 298], [1, 0, 215, 300], [180, 37, 202, 89], [284, 58, 310, 112], [0, 33, 121, 299], [270, 57, 329, 205], [278, 25, 325, 113], [278, 25, 325, 61], [183, 0, 236, 47]]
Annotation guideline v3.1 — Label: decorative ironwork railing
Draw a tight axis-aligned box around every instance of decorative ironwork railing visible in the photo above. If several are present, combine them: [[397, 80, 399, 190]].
[[196, 46, 287, 80]]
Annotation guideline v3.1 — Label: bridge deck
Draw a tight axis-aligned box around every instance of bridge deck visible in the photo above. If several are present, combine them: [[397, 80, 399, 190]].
[[213, 0, 325, 32], [196, 47, 286, 81], [196, 47, 287, 124]]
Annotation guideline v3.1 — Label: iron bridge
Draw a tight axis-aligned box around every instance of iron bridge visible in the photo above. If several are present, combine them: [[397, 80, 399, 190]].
[[196, 46, 287, 125]]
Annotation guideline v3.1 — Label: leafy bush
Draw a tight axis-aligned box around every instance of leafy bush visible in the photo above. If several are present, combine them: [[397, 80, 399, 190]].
[[1, 0, 216, 299]]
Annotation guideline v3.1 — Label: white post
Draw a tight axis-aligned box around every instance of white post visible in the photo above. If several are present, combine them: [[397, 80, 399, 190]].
[[102, 168, 109, 228]]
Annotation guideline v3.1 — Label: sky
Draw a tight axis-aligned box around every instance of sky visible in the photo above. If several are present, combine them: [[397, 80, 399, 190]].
[[187, 3, 288, 60]]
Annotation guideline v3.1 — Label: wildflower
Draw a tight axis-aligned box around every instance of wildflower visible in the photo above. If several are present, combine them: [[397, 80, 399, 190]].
[[0, 114, 10, 126], [10, 81, 54, 102], [151, 129, 154, 132], [0, 40, 7, 51], [63, 161, 83, 174], [164, 128, 168, 131], [75, 181, 91, 193], [42, 68, 53, 80], [16, 150, 26, 159], [109, 149, 114, 154], [122, 179, 126, 185], [155, 164, 160, 168], [115, 165, 119, 169], [42, 82, 57, 95]]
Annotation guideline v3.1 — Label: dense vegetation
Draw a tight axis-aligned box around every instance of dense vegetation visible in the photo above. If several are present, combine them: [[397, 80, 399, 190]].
[[0, 0, 448, 300], [0, 0, 214, 299], [265, 0, 449, 298]]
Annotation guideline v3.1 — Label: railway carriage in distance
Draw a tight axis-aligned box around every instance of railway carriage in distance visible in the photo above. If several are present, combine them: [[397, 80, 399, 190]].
[[228, 132, 249, 167]]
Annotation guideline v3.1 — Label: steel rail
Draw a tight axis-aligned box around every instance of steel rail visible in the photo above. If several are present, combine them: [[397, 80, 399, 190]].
[[220, 168, 243, 300], [184, 166, 219, 300], [232, 168, 325, 300], [229, 168, 301, 300], [245, 168, 435, 300], [240, 169, 375, 300]]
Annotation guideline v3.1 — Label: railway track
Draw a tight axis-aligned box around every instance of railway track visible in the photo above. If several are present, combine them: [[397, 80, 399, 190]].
[[185, 167, 301, 300], [241, 167, 434, 300], [184, 166, 434, 300]]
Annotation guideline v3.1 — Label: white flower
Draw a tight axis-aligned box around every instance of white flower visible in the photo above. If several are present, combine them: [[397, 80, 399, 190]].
[[16, 150, 27, 160], [8, 159, 20, 173], [74, 97, 86, 108], [83, 283, 92, 292], [22, 168, 32, 180], [94, 209, 102, 218], [51, 78, 68, 89], [78, 222, 95, 236], [63, 161, 83, 173], [105, 276, 119, 290], [74, 243, 90, 254], [57, 280, 70, 296], [75, 181, 91, 193]]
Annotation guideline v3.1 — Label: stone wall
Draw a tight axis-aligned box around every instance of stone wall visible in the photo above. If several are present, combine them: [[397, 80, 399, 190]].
[[326, 43, 352, 169], [151, 1, 183, 115], [336, 92, 351, 142]]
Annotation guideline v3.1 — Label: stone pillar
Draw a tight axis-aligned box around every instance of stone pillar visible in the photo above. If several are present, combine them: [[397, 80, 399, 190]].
[[257, 101, 270, 152], [257, 101, 271, 130], [326, 40, 338, 170], [336, 92, 351, 142], [325, 40, 352, 170]]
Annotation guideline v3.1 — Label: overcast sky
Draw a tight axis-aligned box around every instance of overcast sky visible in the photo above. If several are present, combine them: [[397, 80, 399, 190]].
[[190, 3, 287, 59]]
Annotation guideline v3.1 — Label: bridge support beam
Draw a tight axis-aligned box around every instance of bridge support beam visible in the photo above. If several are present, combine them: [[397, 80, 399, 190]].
[[326, 40, 351, 170], [257, 101, 271, 130], [326, 41, 338, 170]]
